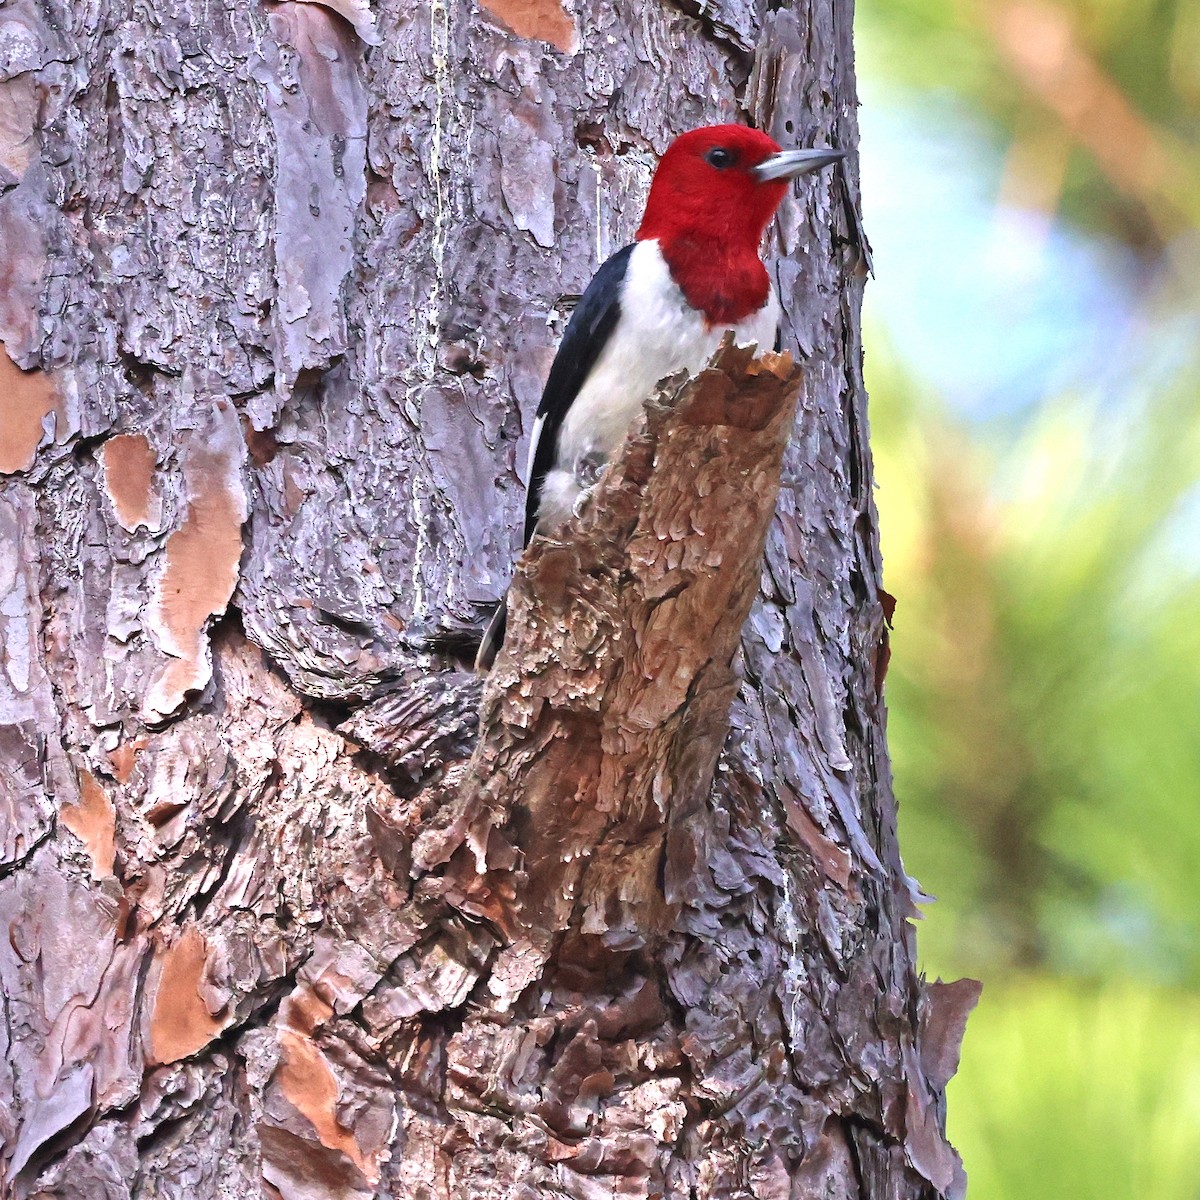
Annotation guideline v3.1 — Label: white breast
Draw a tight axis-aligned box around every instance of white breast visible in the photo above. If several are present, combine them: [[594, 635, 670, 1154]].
[[536, 239, 779, 529]]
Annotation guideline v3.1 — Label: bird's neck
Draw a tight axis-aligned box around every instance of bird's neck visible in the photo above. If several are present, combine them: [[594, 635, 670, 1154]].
[[643, 232, 770, 326]]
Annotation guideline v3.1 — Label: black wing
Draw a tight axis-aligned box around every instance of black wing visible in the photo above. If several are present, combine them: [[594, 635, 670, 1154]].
[[524, 243, 635, 543]]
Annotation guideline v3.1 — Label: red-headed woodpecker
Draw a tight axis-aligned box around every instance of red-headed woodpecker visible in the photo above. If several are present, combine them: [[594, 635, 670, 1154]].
[[478, 124, 843, 670]]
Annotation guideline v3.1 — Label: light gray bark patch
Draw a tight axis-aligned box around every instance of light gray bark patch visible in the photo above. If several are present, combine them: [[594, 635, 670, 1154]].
[[64, 5, 279, 399], [0, 846, 148, 1188], [416, 380, 515, 610], [498, 104, 558, 249], [0, 171, 51, 362], [6, 1063, 95, 1186], [261, 4, 368, 423], [0, 1, 49, 83], [0, 721, 52, 867], [238, 366, 412, 697], [670, 0, 760, 57], [0, 488, 76, 866], [21, 1120, 138, 1200]]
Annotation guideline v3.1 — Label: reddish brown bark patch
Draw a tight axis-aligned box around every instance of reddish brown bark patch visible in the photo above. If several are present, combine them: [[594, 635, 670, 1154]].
[[277, 1033, 372, 1179], [262, 988, 376, 1187], [0, 73, 38, 178], [478, 0, 578, 53], [107, 739, 144, 784], [100, 433, 159, 530], [60, 770, 117, 878], [0, 346, 61, 474], [149, 472, 243, 710], [149, 925, 225, 1064], [145, 405, 246, 718]]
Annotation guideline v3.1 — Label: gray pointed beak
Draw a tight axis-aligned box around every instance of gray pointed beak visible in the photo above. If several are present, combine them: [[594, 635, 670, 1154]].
[[755, 147, 845, 181]]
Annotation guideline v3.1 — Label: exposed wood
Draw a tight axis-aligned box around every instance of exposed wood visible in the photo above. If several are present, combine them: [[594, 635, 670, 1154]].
[[0, 0, 973, 1196]]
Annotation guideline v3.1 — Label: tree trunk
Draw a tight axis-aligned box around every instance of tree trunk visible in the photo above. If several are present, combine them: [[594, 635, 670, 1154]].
[[0, 0, 978, 1197]]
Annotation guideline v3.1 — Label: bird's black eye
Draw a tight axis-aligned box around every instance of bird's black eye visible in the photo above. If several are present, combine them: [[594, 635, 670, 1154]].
[[705, 147, 735, 169]]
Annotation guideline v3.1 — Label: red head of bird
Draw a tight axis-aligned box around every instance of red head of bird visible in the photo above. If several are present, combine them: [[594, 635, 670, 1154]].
[[636, 124, 843, 325]]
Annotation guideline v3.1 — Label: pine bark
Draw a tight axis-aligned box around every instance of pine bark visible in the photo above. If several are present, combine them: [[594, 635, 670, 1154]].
[[0, 0, 977, 1197]]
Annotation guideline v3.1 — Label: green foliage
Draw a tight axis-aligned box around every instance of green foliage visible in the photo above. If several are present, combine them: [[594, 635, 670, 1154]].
[[857, 0, 1200, 251], [870, 331, 1200, 985], [950, 982, 1200, 1200], [854, 0, 1200, 1177]]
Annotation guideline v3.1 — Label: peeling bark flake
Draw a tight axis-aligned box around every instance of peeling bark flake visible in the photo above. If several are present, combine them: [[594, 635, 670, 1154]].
[[0, 348, 60, 474], [145, 405, 247, 720], [100, 433, 159, 531], [498, 107, 559, 249], [59, 770, 117, 878], [149, 925, 225, 1064], [276, 1032, 374, 1181], [478, 0, 579, 53], [919, 978, 983, 1092], [261, 3, 368, 416], [293, 0, 382, 46]]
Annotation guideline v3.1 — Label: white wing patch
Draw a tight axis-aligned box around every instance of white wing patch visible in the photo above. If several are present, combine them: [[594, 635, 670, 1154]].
[[534, 239, 778, 530], [526, 412, 547, 486]]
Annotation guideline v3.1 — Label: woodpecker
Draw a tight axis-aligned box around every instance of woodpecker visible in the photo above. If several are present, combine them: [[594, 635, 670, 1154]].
[[477, 124, 843, 670]]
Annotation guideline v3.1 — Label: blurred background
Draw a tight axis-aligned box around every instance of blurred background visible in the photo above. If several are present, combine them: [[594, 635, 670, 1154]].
[[855, 0, 1200, 1192]]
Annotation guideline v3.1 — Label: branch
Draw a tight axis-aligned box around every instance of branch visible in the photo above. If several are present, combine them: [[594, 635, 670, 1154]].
[[417, 340, 804, 1006]]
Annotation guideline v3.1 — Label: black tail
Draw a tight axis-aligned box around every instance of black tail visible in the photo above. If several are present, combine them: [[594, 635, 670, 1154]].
[[474, 594, 508, 673]]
